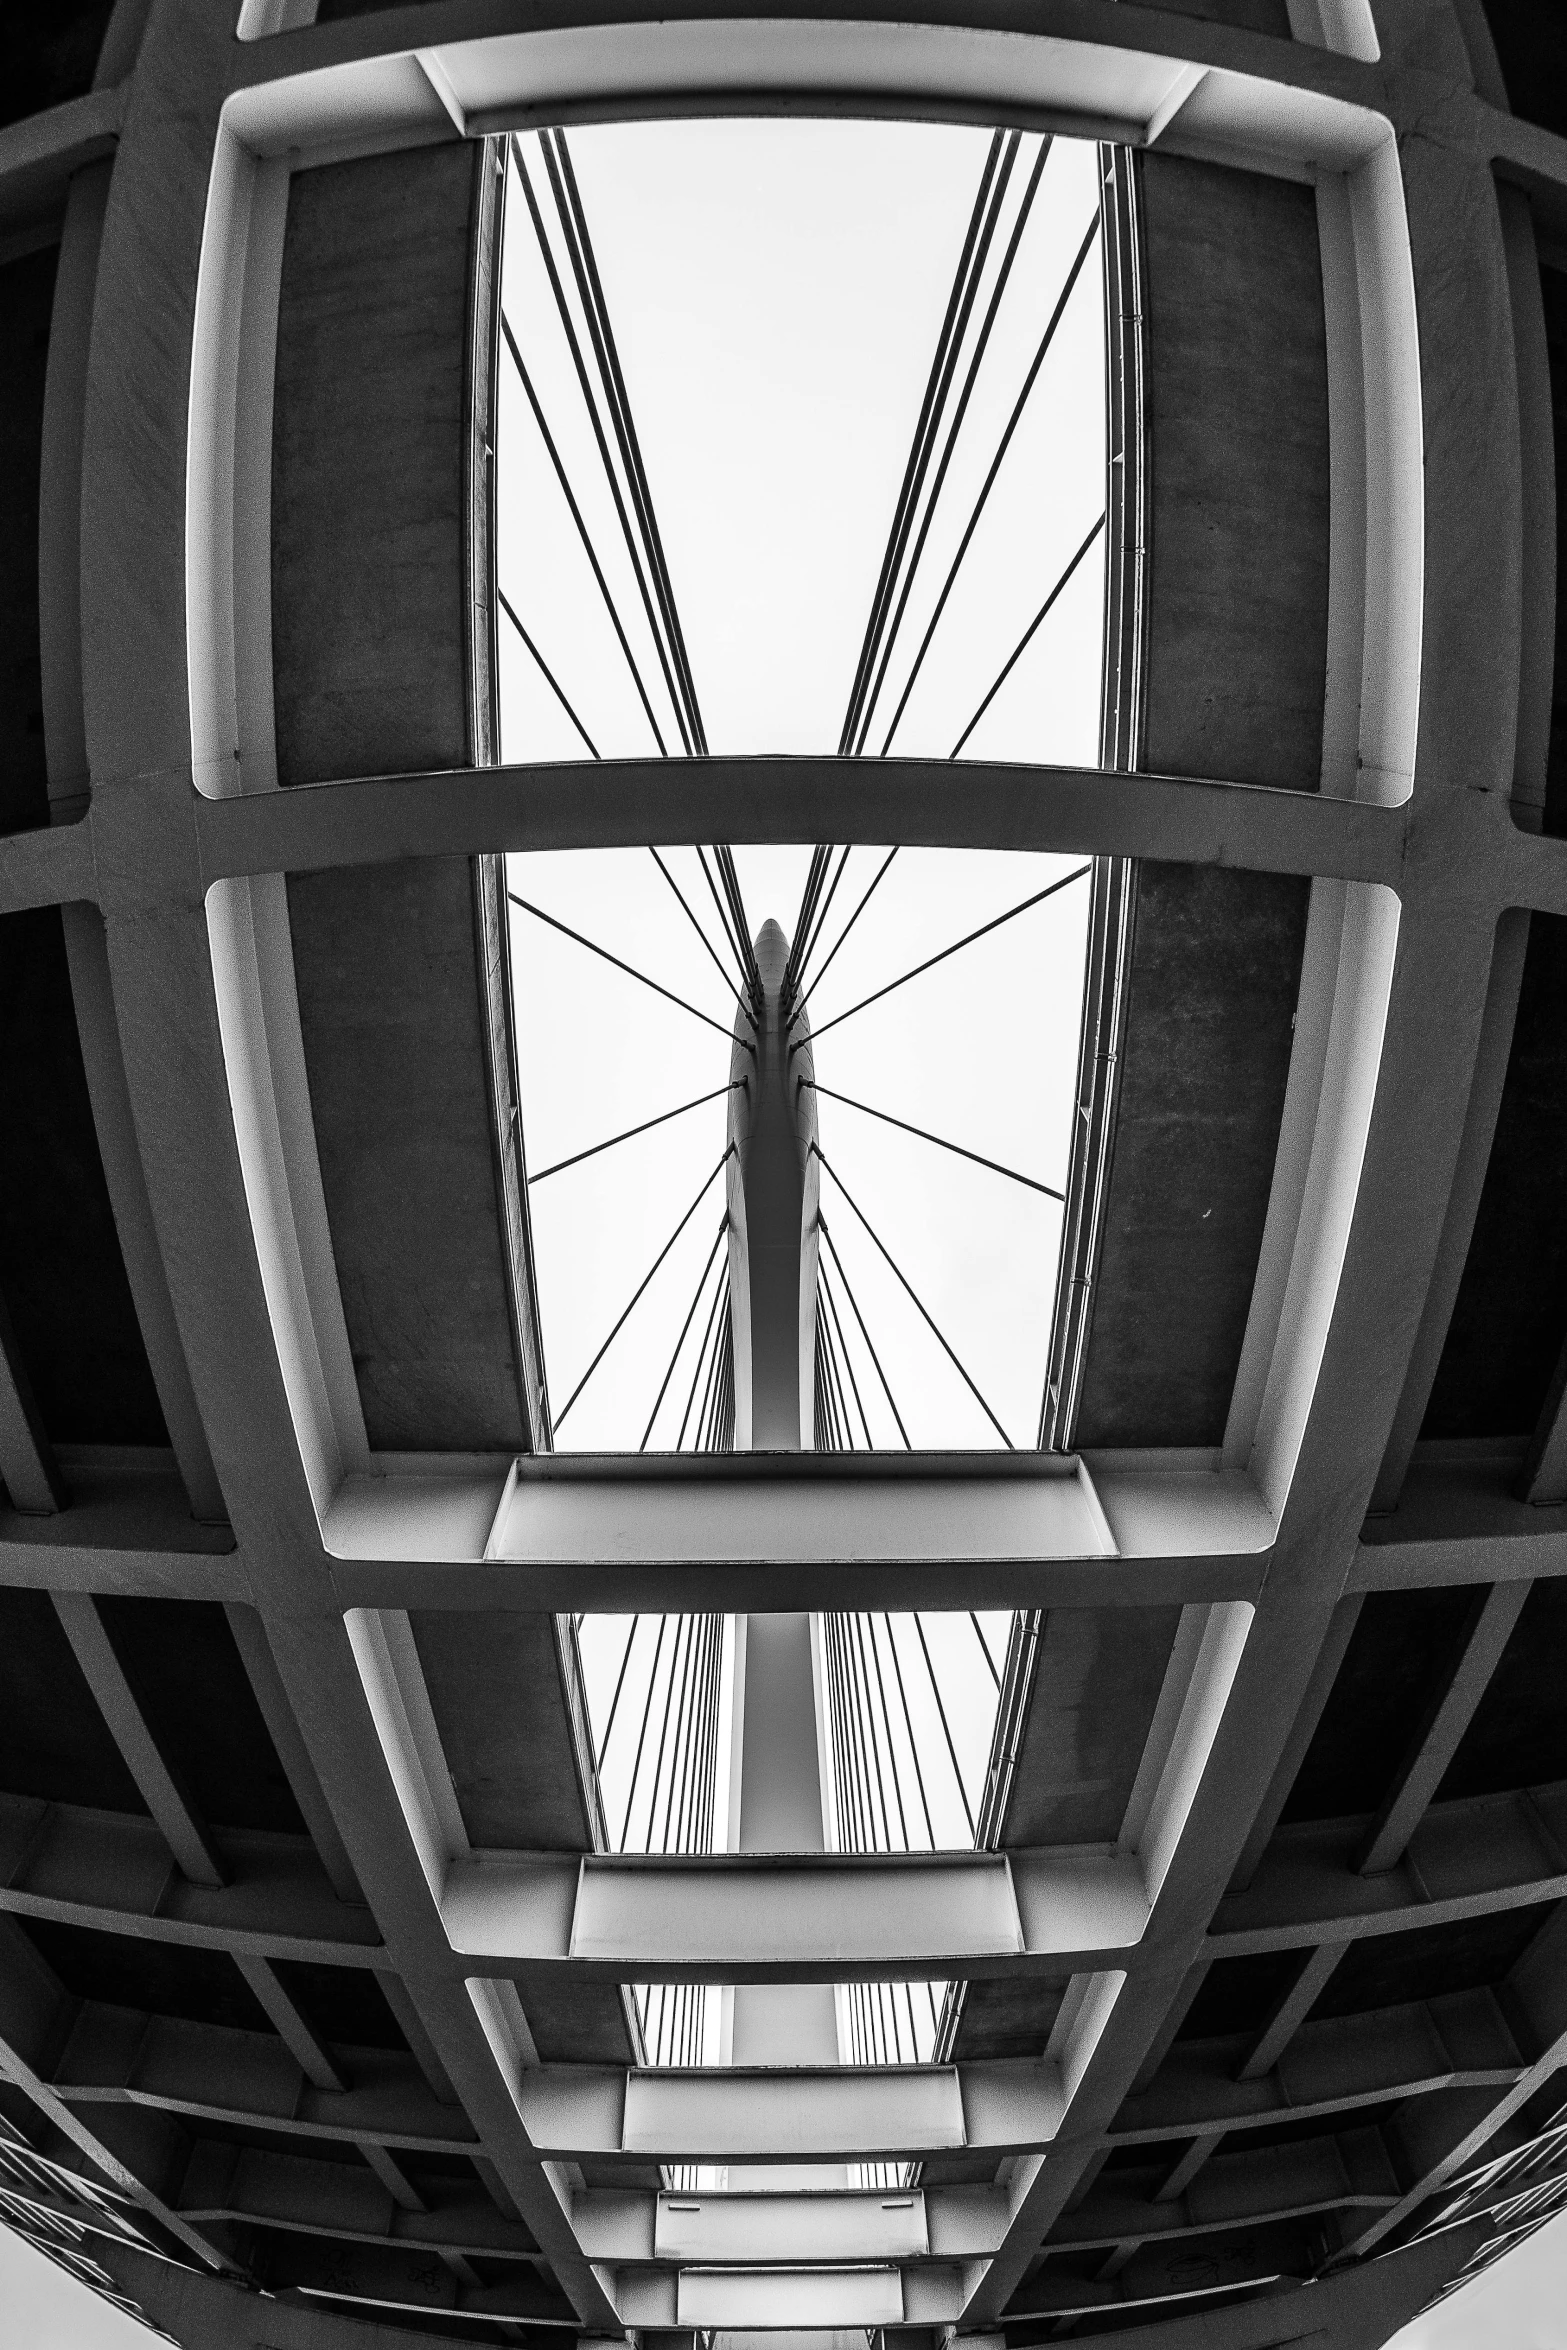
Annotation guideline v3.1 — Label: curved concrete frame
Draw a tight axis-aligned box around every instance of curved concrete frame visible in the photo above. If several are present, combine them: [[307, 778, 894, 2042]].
[[179, 8, 1424, 1569]]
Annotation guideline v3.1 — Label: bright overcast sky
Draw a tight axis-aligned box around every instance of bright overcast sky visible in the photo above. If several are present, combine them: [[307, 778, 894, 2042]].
[[498, 118, 1105, 1459]]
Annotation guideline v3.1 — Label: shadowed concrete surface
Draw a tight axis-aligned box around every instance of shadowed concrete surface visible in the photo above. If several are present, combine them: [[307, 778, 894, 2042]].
[[0, 246, 54, 837], [287, 858, 526, 1449], [271, 148, 473, 794], [0, 0, 117, 132], [0, 909, 168, 1445], [274, 148, 527, 1450], [1076, 156, 1326, 1447]]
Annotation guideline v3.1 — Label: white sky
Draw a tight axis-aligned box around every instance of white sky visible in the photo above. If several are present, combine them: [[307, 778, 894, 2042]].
[[498, 120, 1106, 762], [499, 119, 1104, 1456]]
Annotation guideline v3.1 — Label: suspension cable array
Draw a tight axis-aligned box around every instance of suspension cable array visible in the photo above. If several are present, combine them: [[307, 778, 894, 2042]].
[[591, 1605, 728, 2113], [502, 129, 760, 1022], [496, 130, 1094, 2175]]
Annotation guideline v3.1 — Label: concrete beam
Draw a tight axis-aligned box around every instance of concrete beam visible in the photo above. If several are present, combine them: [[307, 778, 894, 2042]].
[[50, 1594, 226, 1887], [1209, 1794, 1567, 1956], [0, 757, 1438, 931], [224, 1604, 363, 1904], [618, 2261, 928, 2330], [20, 742, 1567, 926], [233, 1956, 345, 2093], [445, 1796, 1567, 2002], [1354, 1454, 1567, 1588], [328, 1450, 1271, 1616], [0, 1795, 381, 1964], [0, 87, 123, 234], [232, 2227, 577, 2327], [1044, 2130, 1397, 2253], [178, 2140, 537, 2260], [0, 1458, 239, 1597], [1228, 1596, 1362, 1893], [1153, 2132, 1220, 2204], [108, 2231, 583, 2350], [236, 0, 1384, 109], [1343, 2019, 1567, 2259], [1357, 1581, 1532, 1874], [654, 2187, 932, 2265], [1338, 1902, 1567, 2256], [56, 2003, 477, 2156], [0, 814, 93, 919], [445, 1848, 1148, 1982], [574, 2182, 1012, 2267], [1237, 1943, 1342, 2080], [517, 2057, 1059, 2164], [1110, 1991, 1524, 2145], [0, 1918, 234, 2275], [192, 756, 1409, 892]]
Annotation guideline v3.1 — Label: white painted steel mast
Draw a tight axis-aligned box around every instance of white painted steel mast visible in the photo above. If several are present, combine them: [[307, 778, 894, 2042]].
[[723, 920, 844, 2134]]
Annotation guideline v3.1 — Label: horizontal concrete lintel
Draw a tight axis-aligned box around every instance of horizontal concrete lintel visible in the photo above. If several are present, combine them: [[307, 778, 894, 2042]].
[[444, 1849, 1147, 1978], [64, 2080, 481, 2156], [490, 1455, 1114, 1571], [578, 2181, 972, 2268], [1209, 1795, 1567, 1953], [1354, 1454, 1567, 1588], [670, 2263, 914, 2329], [2, 763, 1416, 931], [0, 1537, 243, 1600], [324, 1452, 1272, 1611], [652, 2187, 933, 2266], [193, 756, 1407, 888], [336, 1548, 1265, 1613], [235, 0, 1378, 86], [519, 2059, 1059, 2161], [0, 1797, 381, 1961], [0, 1457, 238, 1599], [0, 814, 96, 919], [1209, 1878, 1567, 1956], [0, 87, 124, 229], [234, 0, 1389, 107], [1045, 2184, 1393, 2256], [38, 759, 1567, 935], [1105, 2064, 1520, 2148]]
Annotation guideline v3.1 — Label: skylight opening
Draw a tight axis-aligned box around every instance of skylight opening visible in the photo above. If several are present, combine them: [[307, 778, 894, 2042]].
[[495, 118, 1106, 763], [494, 110, 1110, 2092], [510, 840, 1087, 1453]]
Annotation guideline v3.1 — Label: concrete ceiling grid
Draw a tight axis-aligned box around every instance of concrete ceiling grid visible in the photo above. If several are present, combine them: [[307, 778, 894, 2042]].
[[0, 0, 1564, 2344]]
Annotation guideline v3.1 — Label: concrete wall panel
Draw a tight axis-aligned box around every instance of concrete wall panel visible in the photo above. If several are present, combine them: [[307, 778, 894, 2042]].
[[271, 146, 472, 792], [1076, 157, 1327, 1448], [273, 148, 525, 1450], [287, 859, 523, 1449]]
